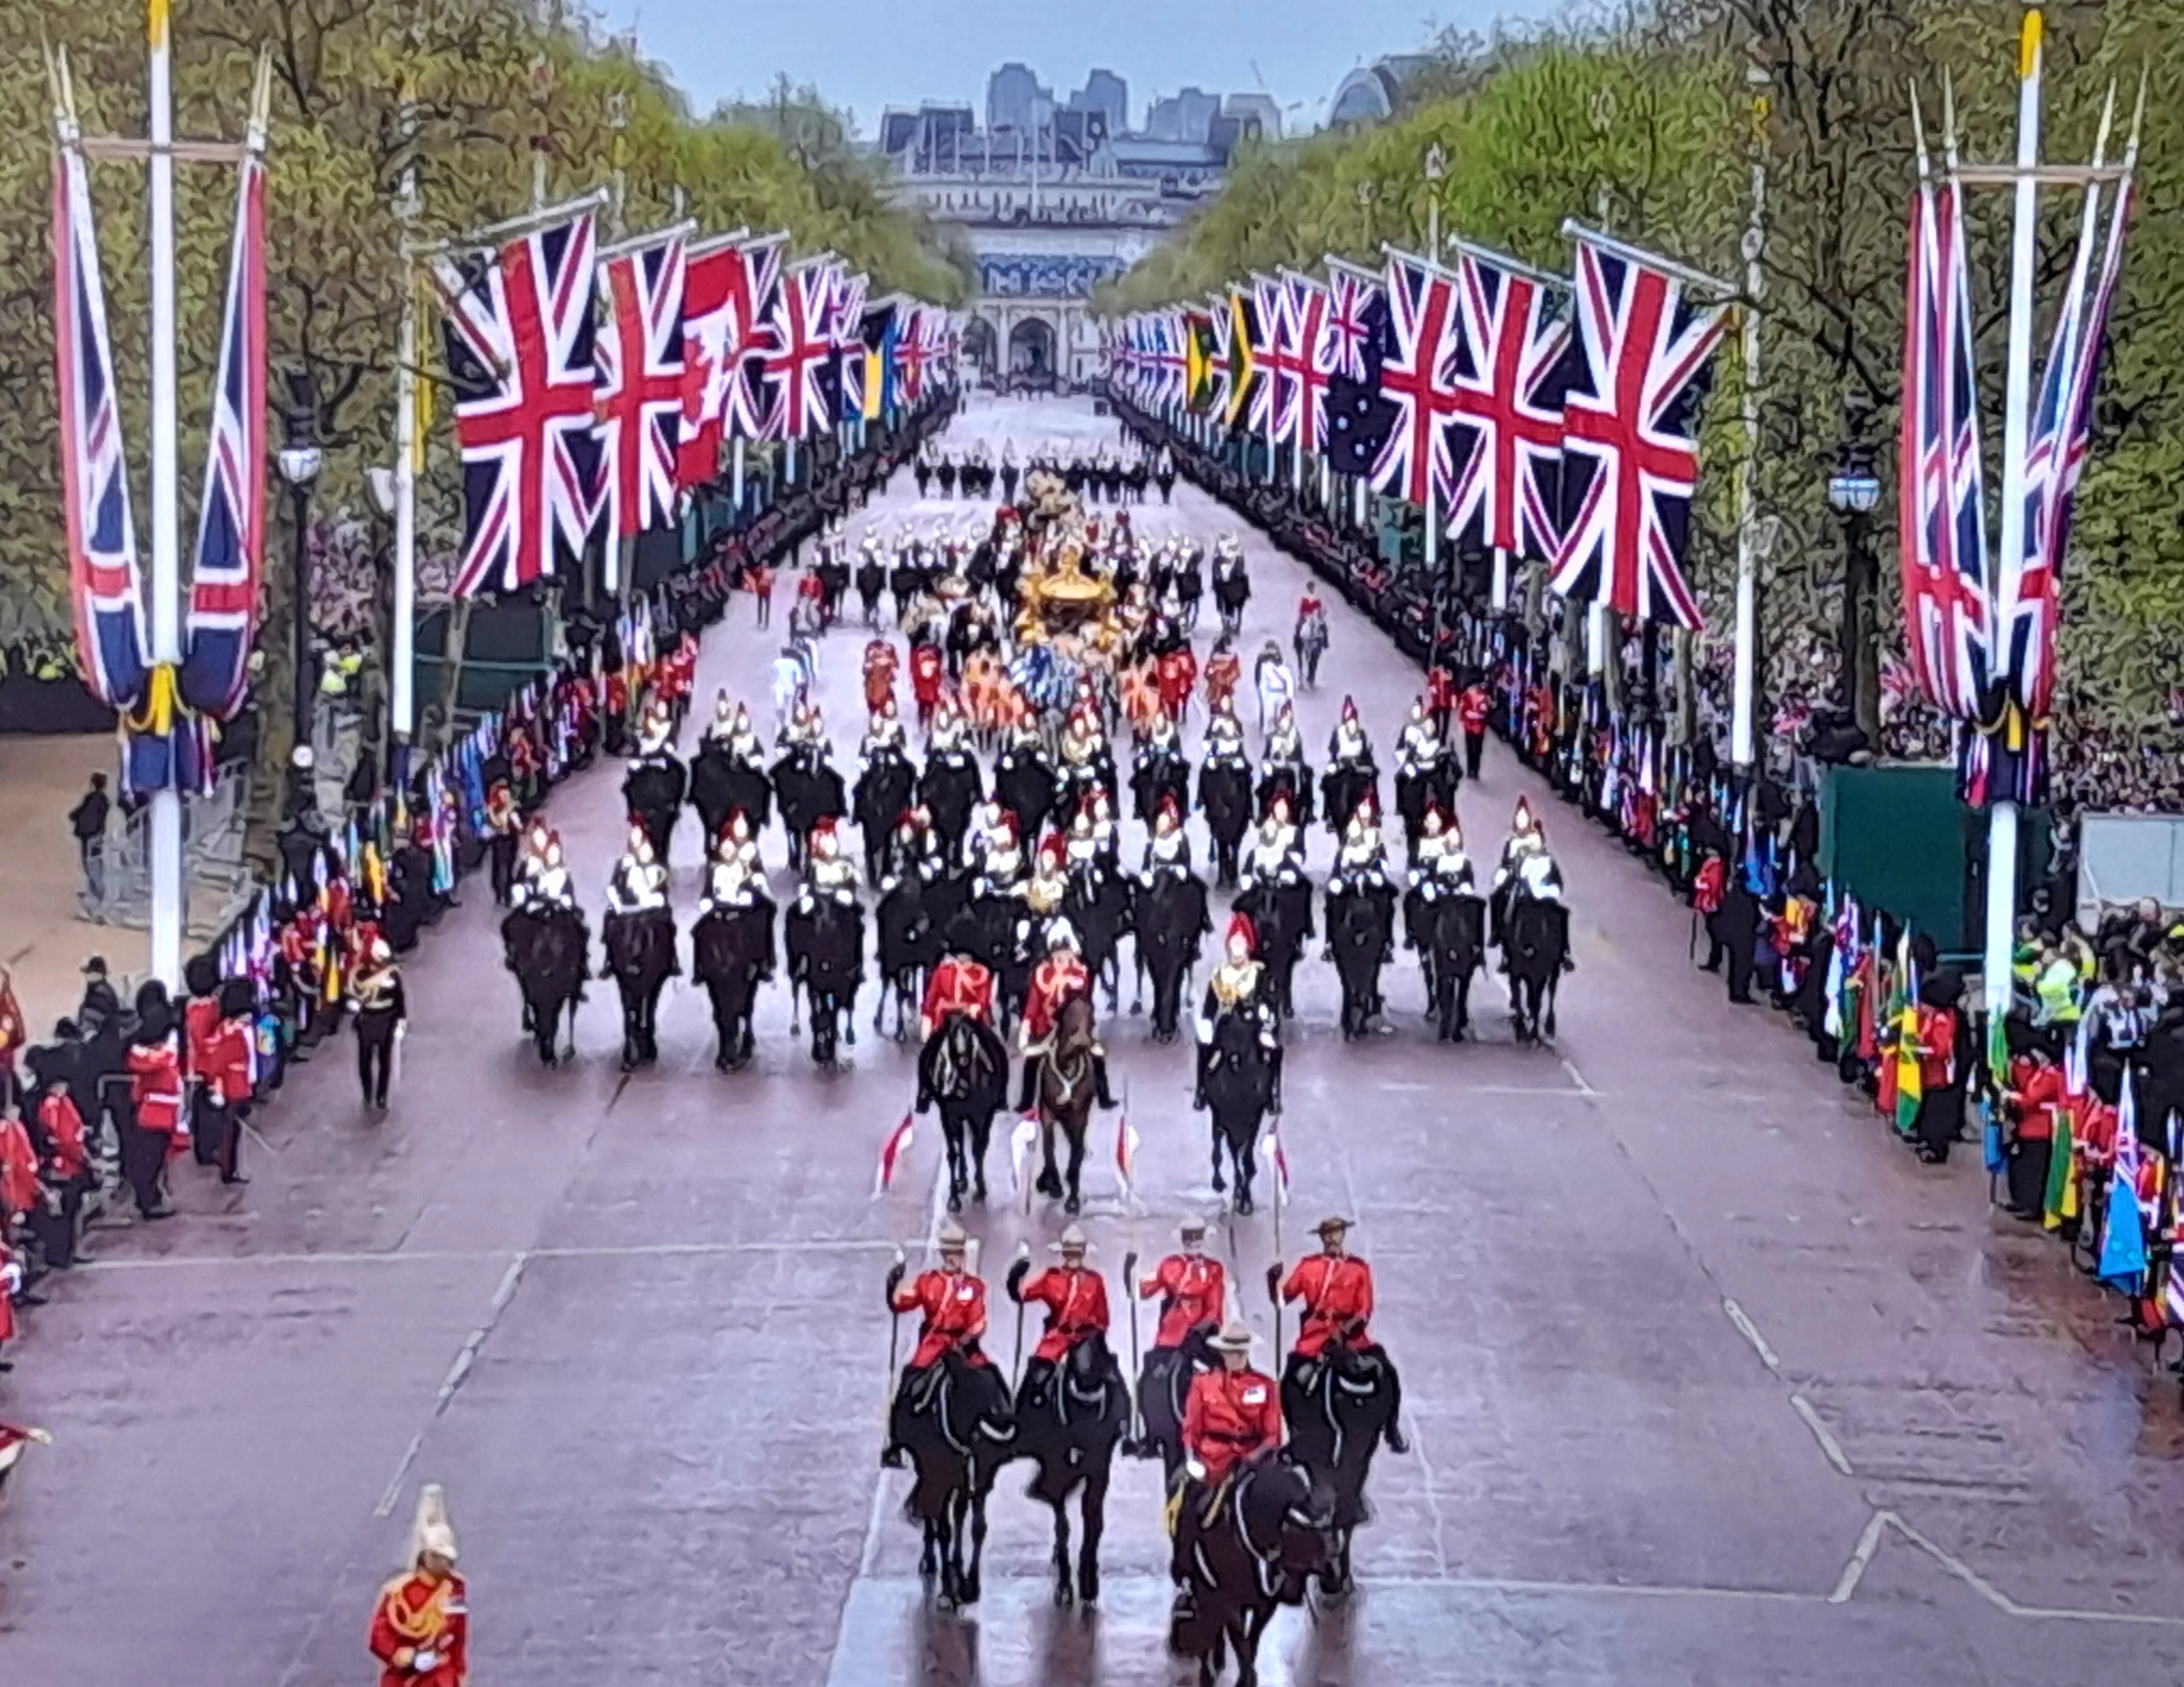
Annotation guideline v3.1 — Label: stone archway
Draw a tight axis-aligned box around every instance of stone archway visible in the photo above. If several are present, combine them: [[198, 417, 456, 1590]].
[[1008, 316, 1058, 389], [963, 317, 999, 385]]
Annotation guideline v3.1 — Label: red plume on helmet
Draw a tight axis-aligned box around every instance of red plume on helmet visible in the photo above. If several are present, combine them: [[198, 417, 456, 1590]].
[[1340, 695, 1359, 723], [1157, 791, 1182, 825], [1037, 830, 1067, 871], [1225, 911, 1258, 958]]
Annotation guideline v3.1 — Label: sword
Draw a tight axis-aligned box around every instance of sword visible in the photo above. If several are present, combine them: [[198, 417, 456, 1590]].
[[1010, 1241, 1031, 1387], [1265, 1262, 1284, 1359], [1122, 1248, 1142, 1449], [883, 1247, 906, 1408]]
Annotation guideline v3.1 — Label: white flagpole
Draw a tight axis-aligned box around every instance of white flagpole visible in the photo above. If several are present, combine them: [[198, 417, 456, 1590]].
[[1491, 547, 1509, 612], [146, 0, 184, 987], [391, 93, 419, 757], [1982, 7, 2045, 1028], [1731, 58, 1769, 773]]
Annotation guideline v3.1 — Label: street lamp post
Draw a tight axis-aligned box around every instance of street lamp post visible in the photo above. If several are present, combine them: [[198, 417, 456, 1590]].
[[276, 370, 323, 781], [1827, 442, 1882, 748], [1422, 142, 1447, 258]]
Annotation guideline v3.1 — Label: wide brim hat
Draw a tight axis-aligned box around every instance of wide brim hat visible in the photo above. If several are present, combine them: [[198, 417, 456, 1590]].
[[1208, 1321, 1257, 1354], [1049, 1223, 1094, 1254], [1312, 1215, 1355, 1238]]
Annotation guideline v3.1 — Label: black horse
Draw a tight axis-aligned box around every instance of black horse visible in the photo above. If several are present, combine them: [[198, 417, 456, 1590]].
[[994, 742, 1057, 843], [1199, 1008, 1278, 1215], [1394, 752, 1460, 865], [1197, 756, 1254, 889], [1134, 870, 1210, 1043], [1505, 895, 1570, 1044], [1131, 1323, 1217, 1482], [1233, 875, 1313, 1021], [784, 892, 865, 1065], [1279, 1341, 1402, 1599], [622, 753, 687, 864], [1131, 742, 1192, 830], [687, 743, 771, 844], [772, 746, 848, 873], [894, 1348, 1015, 1612], [874, 872, 940, 1040], [853, 745, 917, 882], [1065, 866, 1134, 1014], [1171, 1455, 1334, 1687], [1319, 759, 1378, 843], [1007, 1333, 1131, 1609], [1405, 887, 1486, 1043], [918, 751, 985, 866], [1325, 880, 1396, 1041], [1212, 561, 1251, 640], [916, 1009, 1009, 1211], [601, 908, 679, 1071], [500, 904, 590, 1067], [691, 898, 774, 1071]]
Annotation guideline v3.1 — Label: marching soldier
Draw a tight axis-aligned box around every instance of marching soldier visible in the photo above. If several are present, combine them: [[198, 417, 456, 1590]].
[[1006, 1224, 1112, 1410], [369, 1485, 469, 1687]]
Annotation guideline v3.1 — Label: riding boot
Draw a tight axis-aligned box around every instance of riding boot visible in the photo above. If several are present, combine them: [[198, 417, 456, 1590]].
[[1093, 1053, 1118, 1110], [1377, 1350, 1408, 1453], [1016, 1056, 1038, 1113]]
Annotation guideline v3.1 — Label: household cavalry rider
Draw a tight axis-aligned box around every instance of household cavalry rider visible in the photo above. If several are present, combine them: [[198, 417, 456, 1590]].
[[1169, 1321, 1283, 1626], [802, 815, 859, 903], [1141, 793, 1193, 881], [1015, 917, 1116, 1112], [1276, 1215, 1406, 1452], [1195, 911, 1282, 1109], [1018, 830, 1070, 937], [1328, 800, 1392, 897], [1243, 790, 1304, 885], [606, 823, 670, 918], [369, 1485, 469, 1687], [1006, 1223, 1115, 1412], [701, 826, 772, 917], [512, 829, 577, 910], [972, 808, 1026, 897], [1414, 807, 1478, 895], [1491, 796, 1564, 953], [717, 808, 764, 877], [881, 1221, 997, 1468]]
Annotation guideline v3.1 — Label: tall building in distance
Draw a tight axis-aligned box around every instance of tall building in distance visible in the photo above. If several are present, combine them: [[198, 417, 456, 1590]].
[[879, 65, 1268, 387]]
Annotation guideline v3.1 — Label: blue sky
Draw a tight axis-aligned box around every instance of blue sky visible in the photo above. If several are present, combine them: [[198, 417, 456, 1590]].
[[587, 0, 1577, 137]]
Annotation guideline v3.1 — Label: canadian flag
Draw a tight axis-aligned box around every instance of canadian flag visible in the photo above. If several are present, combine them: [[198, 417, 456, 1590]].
[[872, 1111, 915, 1198]]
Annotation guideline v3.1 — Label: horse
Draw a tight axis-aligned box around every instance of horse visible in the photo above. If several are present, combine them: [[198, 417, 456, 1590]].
[[771, 748, 848, 873], [852, 745, 917, 881], [895, 1348, 1015, 1611], [1406, 888, 1486, 1043], [1199, 1008, 1278, 1215], [1505, 894, 1571, 1045], [1212, 562, 1251, 641], [1325, 881, 1396, 1041], [1170, 1454, 1335, 1687], [1394, 753, 1460, 865], [1007, 1332, 1131, 1609], [948, 894, 1030, 1033], [1032, 994, 1101, 1214], [784, 892, 865, 1066], [622, 755, 687, 864], [874, 872, 939, 1040], [500, 904, 589, 1067], [918, 752, 985, 866], [691, 898, 774, 1071], [1233, 876, 1312, 1021], [687, 744, 771, 843], [1133, 871, 1210, 1043], [1197, 758, 1254, 889], [1280, 1342, 1402, 1599], [1318, 762, 1378, 844], [916, 1010, 1010, 1211], [1131, 1324, 1217, 1482], [1064, 866, 1134, 1015], [601, 908, 679, 1071]]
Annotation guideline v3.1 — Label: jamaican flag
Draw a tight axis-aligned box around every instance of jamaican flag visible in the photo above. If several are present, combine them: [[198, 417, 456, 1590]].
[[1183, 307, 1223, 415], [1224, 286, 1261, 429]]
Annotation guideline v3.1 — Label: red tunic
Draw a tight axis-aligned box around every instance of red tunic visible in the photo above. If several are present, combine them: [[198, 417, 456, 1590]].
[[863, 641, 900, 715], [202, 1016, 256, 1107], [1458, 685, 1491, 735], [1915, 1006, 1960, 1089], [39, 1092, 88, 1181], [0, 1241, 16, 1342], [1425, 668, 1458, 717], [0, 1116, 37, 1218], [1692, 857, 1727, 916], [1182, 1367, 1282, 1484], [1021, 953, 1090, 1046], [1157, 649, 1197, 719], [894, 1268, 992, 1369], [1281, 1254, 1375, 1357], [1139, 1254, 1226, 1349], [184, 995, 222, 1080], [369, 1570, 470, 1687], [910, 645, 946, 709], [1020, 1265, 1110, 1364], [126, 1043, 186, 1138], [1204, 651, 1241, 710], [919, 957, 994, 1040], [2008, 1059, 2064, 1143]]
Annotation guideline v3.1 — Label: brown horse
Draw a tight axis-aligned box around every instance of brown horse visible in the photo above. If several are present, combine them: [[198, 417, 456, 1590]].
[[1032, 994, 1101, 1213]]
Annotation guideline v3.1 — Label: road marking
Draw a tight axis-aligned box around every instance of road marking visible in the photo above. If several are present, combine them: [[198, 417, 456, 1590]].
[[373, 1432, 427, 1519], [1558, 1056, 1599, 1096], [1827, 1508, 1889, 1604], [78, 1237, 907, 1273], [1721, 1298, 1782, 1372], [433, 1250, 530, 1415], [1789, 1392, 1854, 1476]]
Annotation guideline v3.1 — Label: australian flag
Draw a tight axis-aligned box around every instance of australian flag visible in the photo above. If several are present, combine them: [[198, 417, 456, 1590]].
[[1322, 264, 1398, 483]]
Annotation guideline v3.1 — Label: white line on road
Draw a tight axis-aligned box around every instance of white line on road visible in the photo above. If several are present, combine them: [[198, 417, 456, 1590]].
[[373, 1432, 428, 1519], [1721, 1298, 1782, 1373], [1827, 1509, 1889, 1604], [78, 1236, 908, 1273], [1789, 1393, 1855, 1476]]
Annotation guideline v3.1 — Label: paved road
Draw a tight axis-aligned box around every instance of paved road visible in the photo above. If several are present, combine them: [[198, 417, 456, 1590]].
[[5, 394, 2183, 1685]]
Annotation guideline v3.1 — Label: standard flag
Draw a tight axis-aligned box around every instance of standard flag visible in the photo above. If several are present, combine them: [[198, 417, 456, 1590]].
[[679, 232, 783, 485], [1259, 1122, 1292, 1206], [1547, 231, 1727, 629], [1373, 249, 1468, 510], [1182, 306, 1222, 415], [594, 232, 686, 539], [1280, 270, 1334, 457], [1450, 248, 1572, 561], [873, 1111, 916, 1196], [1321, 259, 1398, 484], [436, 212, 602, 597], [754, 257, 839, 441], [1115, 1112, 1140, 1198], [50, 76, 148, 709], [1245, 274, 1291, 437], [2098, 1075, 2147, 1290]]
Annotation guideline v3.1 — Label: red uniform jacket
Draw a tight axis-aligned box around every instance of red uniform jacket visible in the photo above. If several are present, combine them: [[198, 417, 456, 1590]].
[[1915, 1006, 1960, 1089], [1182, 1366, 1282, 1484], [910, 645, 946, 708], [1204, 651, 1241, 709], [863, 642, 900, 714], [1021, 1266, 1109, 1364], [126, 1042, 186, 1136], [1458, 685, 1491, 735], [201, 1016, 255, 1107], [748, 563, 776, 599], [0, 1241, 16, 1342], [184, 995, 221, 1080], [1140, 1253, 1226, 1349], [1692, 856, 1727, 917], [39, 1092, 88, 1182], [1021, 954, 1090, 1046], [919, 957, 994, 1040], [2008, 1059, 2065, 1143], [369, 1570, 470, 1687], [1282, 1254, 1375, 1357], [0, 1117, 37, 1218], [1425, 668, 1458, 717], [895, 1268, 992, 1369], [1157, 649, 1198, 717]]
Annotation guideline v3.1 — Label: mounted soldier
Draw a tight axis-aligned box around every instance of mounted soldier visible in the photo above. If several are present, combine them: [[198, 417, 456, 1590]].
[[771, 706, 849, 874], [1404, 809, 1487, 1043], [1195, 913, 1283, 1211], [1195, 704, 1254, 890], [853, 707, 918, 878], [993, 718, 1057, 845], [1393, 697, 1460, 868], [601, 823, 678, 1070], [1256, 701, 1315, 832], [919, 704, 986, 864], [1319, 696, 1379, 842], [1325, 803, 1397, 1041], [1236, 792, 1313, 1021], [692, 838, 775, 1072], [1129, 711, 1191, 835], [1006, 1224, 1114, 1414], [1133, 1219, 1226, 1476], [784, 817, 865, 1065], [1169, 1321, 1285, 1628], [621, 704, 688, 864], [918, 947, 1008, 1209]]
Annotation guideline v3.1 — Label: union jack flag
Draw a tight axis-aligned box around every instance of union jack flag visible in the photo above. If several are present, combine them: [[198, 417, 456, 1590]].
[[436, 213, 602, 598], [1248, 272, 1294, 438], [181, 123, 267, 719], [50, 109, 147, 708], [594, 232, 686, 538], [753, 257, 839, 441], [1372, 250, 1469, 510], [1280, 270, 1334, 455], [1547, 233, 1727, 631], [1325, 261, 1378, 381], [1896, 148, 1990, 716], [677, 232, 781, 487], [1449, 250, 1572, 561], [893, 303, 934, 403]]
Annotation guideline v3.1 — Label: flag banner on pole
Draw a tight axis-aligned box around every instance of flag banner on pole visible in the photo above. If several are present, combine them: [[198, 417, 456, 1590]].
[[1280, 270, 1334, 456], [854, 301, 898, 420], [1372, 249, 1468, 511], [679, 232, 783, 483], [1449, 249, 1573, 563], [2098, 1071, 2147, 1291], [873, 1110, 916, 1197], [1259, 1122, 1291, 1206], [595, 232, 686, 540], [1009, 1114, 1039, 1202], [1219, 291, 1257, 429], [1115, 1112, 1139, 1197], [753, 257, 840, 441], [1321, 260, 1398, 484], [1546, 231, 1726, 630], [1182, 306, 1223, 416], [180, 87, 268, 720], [435, 212, 602, 597], [893, 303, 936, 404], [50, 87, 148, 709], [1245, 274, 1290, 439], [828, 266, 869, 423]]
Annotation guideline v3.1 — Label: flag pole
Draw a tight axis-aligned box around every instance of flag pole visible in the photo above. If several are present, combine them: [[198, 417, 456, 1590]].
[[390, 90, 420, 772], [146, 0, 184, 988], [1731, 56, 1769, 775], [1982, 7, 2045, 1040]]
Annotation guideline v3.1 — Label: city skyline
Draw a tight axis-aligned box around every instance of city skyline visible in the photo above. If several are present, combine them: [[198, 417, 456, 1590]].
[[585, 0, 1572, 137]]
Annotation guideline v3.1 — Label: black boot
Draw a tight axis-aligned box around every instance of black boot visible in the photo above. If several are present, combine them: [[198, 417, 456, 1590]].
[[1016, 1056, 1038, 1113], [1093, 1053, 1118, 1110]]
